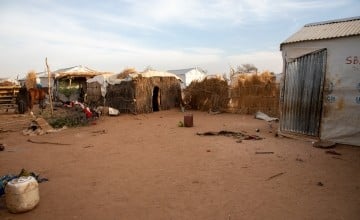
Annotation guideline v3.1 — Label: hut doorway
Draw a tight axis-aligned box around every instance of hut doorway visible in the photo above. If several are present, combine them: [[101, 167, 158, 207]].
[[152, 86, 160, 112]]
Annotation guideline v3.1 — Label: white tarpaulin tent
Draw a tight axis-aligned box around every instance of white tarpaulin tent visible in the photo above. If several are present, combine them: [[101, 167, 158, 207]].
[[168, 67, 206, 88]]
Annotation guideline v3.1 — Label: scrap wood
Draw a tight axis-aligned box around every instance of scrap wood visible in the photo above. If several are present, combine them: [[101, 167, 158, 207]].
[[317, 182, 324, 186], [83, 145, 94, 148], [332, 156, 345, 160], [296, 157, 304, 162], [312, 140, 336, 149], [0, 128, 14, 133], [35, 117, 53, 132], [92, 129, 106, 134], [255, 151, 274, 154], [266, 172, 285, 181], [244, 135, 262, 140], [325, 150, 342, 156], [27, 139, 71, 145], [197, 130, 244, 136]]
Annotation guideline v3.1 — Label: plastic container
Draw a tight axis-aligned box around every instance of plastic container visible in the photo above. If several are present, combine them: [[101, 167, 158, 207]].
[[184, 114, 193, 127], [5, 176, 40, 213]]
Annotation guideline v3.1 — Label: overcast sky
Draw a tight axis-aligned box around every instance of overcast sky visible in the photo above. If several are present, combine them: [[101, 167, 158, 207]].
[[0, 0, 359, 78]]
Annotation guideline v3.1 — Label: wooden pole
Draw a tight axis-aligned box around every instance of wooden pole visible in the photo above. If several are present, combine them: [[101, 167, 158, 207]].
[[45, 58, 54, 116]]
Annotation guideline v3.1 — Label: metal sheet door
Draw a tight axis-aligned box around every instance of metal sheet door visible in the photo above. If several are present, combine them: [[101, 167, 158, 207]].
[[280, 49, 326, 136]]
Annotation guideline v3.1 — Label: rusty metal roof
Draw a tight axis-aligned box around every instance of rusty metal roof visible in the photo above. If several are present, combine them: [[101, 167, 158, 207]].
[[281, 16, 360, 49]]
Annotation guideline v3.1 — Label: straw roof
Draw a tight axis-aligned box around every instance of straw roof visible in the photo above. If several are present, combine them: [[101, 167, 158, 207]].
[[54, 65, 107, 79]]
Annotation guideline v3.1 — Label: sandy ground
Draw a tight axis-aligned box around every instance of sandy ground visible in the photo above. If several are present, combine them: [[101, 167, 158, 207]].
[[0, 109, 359, 220]]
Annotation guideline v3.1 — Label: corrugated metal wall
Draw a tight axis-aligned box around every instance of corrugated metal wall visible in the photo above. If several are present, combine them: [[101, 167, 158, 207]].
[[280, 49, 327, 136]]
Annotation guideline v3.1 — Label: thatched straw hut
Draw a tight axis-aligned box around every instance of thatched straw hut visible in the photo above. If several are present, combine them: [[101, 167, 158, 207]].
[[87, 70, 182, 114]]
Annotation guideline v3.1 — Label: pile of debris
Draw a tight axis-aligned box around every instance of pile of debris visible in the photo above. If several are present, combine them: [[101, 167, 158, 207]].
[[22, 118, 61, 136], [197, 130, 262, 143]]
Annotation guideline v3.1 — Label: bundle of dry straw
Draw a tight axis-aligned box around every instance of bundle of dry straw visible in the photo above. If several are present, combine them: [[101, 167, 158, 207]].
[[117, 68, 137, 79], [230, 71, 279, 116], [25, 70, 37, 89], [184, 78, 229, 112]]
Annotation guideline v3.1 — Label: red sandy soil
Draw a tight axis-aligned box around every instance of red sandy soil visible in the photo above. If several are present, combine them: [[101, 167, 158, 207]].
[[0, 109, 359, 220]]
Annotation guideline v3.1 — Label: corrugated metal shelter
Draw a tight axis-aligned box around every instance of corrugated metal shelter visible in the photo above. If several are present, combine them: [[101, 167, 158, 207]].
[[280, 16, 360, 146]]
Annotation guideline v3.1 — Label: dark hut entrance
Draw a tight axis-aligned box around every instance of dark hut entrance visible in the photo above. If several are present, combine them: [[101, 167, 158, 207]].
[[152, 86, 160, 111]]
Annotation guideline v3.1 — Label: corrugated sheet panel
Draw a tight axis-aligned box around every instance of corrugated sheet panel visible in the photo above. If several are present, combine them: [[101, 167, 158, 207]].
[[281, 17, 360, 48], [280, 49, 326, 136]]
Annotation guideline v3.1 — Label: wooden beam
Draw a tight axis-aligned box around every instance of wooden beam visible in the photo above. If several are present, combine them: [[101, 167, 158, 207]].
[[45, 58, 54, 116]]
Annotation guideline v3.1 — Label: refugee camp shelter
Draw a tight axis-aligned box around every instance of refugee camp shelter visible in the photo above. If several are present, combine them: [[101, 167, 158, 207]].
[[87, 70, 182, 114], [86, 73, 114, 107], [54, 65, 107, 102], [168, 67, 206, 88], [280, 16, 360, 146]]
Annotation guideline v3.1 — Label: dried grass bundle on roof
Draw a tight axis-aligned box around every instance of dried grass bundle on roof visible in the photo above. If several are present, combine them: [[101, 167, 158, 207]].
[[117, 68, 137, 79], [25, 70, 37, 89], [184, 78, 229, 111], [230, 71, 279, 116]]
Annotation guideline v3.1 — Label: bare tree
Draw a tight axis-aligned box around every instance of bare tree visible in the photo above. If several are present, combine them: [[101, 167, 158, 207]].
[[236, 64, 258, 73]]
